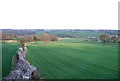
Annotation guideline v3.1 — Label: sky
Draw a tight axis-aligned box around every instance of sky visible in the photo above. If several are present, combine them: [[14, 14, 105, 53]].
[[0, 0, 119, 30]]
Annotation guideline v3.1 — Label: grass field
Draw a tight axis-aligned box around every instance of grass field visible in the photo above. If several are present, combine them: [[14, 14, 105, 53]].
[[26, 38, 118, 79], [2, 43, 19, 77]]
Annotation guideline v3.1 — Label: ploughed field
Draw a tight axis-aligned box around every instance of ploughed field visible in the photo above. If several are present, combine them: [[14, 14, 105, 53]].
[[26, 39, 118, 79], [2, 43, 19, 77]]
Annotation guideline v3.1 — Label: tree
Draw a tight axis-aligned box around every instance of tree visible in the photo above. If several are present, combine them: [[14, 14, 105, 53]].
[[99, 34, 109, 43], [26, 35, 34, 42], [2, 33, 15, 40], [33, 35, 39, 41], [19, 37, 25, 50], [39, 33, 51, 44], [49, 34, 58, 41]]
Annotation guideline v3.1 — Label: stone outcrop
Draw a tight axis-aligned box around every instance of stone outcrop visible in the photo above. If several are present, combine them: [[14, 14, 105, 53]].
[[2, 47, 40, 81]]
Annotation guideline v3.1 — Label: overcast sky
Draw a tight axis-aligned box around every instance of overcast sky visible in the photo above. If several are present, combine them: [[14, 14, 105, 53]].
[[0, 0, 119, 30]]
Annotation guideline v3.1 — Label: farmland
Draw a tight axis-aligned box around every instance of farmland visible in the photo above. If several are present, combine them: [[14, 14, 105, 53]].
[[26, 38, 118, 79], [2, 43, 19, 77], [1, 29, 119, 79], [36, 30, 104, 38]]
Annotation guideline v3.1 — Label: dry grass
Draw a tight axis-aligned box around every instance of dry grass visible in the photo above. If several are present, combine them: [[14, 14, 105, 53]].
[[0, 40, 18, 43]]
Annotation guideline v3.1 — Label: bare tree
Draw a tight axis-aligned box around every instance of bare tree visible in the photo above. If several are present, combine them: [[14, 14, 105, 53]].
[[49, 34, 58, 41], [99, 34, 109, 43], [39, 33, 51, 44], [33, 35, 39, 41], [26, 35, 34, 42]]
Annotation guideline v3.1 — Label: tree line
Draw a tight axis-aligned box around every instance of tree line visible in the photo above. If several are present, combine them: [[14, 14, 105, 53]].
[[24, 33, 58, 42], [1, 31, 119, 44], [19, 33, 58, 48], [99, 34, 119, 43]]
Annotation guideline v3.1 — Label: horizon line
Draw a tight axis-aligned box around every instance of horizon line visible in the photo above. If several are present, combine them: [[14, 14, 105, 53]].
[[0, 29, 119, 30]]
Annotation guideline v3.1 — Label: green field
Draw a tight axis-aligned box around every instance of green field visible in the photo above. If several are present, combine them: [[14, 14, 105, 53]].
[[36, 30, 104, 38], [26, 38, 118, 79], [2, 43, 19, 77]]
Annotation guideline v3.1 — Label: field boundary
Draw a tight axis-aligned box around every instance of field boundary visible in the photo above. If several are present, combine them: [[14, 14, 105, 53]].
[[2, 46, 43, 80]]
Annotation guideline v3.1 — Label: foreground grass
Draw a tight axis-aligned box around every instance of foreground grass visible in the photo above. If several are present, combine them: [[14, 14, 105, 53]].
[[26, 40, 118, 79], [2, 43, 19, 77]]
